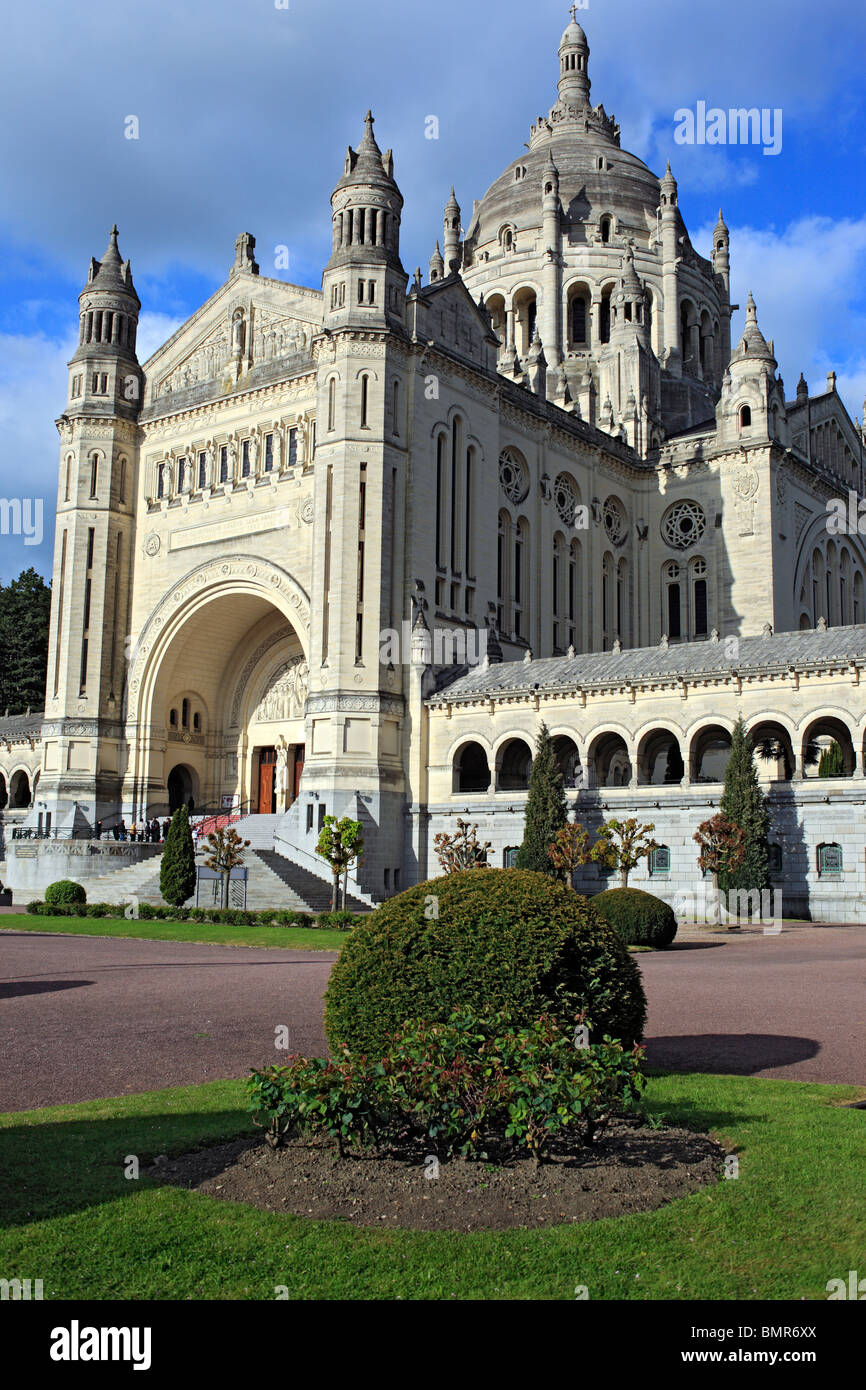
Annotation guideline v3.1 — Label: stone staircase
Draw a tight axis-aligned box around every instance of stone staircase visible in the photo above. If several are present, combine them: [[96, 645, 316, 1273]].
[[253, 849, 369, 913], [71, 828, 369, 914]]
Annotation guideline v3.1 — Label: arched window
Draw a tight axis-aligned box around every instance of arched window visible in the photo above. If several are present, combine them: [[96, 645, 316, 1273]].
[[360, 374, 369, 428], [599, 288, 612, 344], [65, 456, 72, 502], [568, 538, 581, 652], [691, 557, 708, 636], [328, 377, 336, 432], [571, 295, 588, 346], [181, 698, 189, 729], [513, 518, 528, 639], [392, 379, 400, 436], [665, 561, 681, 639], [600, 216, 612, 244], [119, 457, 127, 503], [552, 533, 564, 650], [616, 557, 627, 642], [602, 553, 613, 648], [193, 712, 201, 732], [740, 404, 752, 430], [497, 511, 509, 632], [156, 464, 165, 500], [435, 434, 447, 570], [89, 456, 98, 498], [169, 708, 178, 727]]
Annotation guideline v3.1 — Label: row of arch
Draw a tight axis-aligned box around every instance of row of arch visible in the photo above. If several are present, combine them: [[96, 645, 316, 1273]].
[[483, 281, 723, 385], [798, 540, 865, 631], [451, 714, 866, 793], [78, 307, 137, 352]]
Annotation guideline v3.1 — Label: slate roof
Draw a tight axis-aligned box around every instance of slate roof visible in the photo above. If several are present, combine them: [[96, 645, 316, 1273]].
[[430, 626, 866, 702], [0, 710, 44, 740]]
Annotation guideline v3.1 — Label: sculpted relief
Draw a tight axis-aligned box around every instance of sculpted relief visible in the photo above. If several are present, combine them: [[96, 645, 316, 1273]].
[[254, 656, 309, 723], [157, 307, 315, 397]]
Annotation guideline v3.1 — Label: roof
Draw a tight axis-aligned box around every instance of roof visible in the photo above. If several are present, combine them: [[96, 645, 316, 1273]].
[[0, 710, 44, 740], [429, 625, 866, 702]]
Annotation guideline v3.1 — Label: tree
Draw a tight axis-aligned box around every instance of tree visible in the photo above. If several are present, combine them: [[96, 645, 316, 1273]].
[[0, 568, 51, 714], [316, 816, 365, 909], [590, 818, 659, 888], [204, 826, 250, 910], [547, 820, 591, 886], [718, 716, 770, 895], [694, 814, 746, 926], [516, 723, 567, 875], [160, 806, 197, 908], [434, 819, 491, 873], [818, 740, 845, 778]]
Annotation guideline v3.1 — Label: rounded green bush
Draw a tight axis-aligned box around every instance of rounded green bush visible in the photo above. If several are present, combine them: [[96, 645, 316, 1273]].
[[45, 880, 87, 906], [591, 887, 678, 948], [324, 868, 647, 1057]]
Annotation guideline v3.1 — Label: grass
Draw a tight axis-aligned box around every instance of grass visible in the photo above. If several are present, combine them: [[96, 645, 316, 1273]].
[[0, 914, 345, 951], [1, 1071, 864, 1300]]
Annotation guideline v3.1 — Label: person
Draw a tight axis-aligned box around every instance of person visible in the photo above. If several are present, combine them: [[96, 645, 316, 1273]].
[[112, 822, 120, 842], [150, 817, 159, 843], [129, 821, 137, 844], [119, 820, 127, 842], [162, 818, 171, 841], [95, 820, 102, 840]]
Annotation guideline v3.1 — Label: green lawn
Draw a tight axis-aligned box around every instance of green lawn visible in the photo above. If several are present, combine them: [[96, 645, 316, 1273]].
[[0, 914, 344, 951], [1, 1072, 864, 1300]]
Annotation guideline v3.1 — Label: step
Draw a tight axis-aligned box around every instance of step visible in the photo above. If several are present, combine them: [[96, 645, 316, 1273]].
[[253, 848, 370, 913]]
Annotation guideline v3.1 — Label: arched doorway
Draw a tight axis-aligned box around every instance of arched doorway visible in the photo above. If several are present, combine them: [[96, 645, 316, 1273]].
[[167, 764, 195, 812], [10, 770, 31, 808]]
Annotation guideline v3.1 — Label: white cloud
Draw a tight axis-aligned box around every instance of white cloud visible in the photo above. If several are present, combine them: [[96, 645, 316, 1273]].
[[694, 215, 866, 421]]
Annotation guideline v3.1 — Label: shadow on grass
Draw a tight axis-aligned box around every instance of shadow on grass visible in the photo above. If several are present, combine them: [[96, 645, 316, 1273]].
[[644, 1032, 820, 1076], [0, 1106, 252, 1229]]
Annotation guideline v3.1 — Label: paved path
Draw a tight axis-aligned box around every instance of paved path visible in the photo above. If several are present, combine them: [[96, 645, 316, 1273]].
[[640, 924, 866, 1085], [2, 924, 865, 1113], [0, 932, 335, 1112]]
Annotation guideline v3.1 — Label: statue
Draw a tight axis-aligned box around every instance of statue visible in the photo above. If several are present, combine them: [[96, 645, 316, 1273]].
[[275, 736, 289, 802]]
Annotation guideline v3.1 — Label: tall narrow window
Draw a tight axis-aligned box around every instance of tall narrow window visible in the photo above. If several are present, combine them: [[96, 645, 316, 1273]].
[[53, 530, 67, 697], [79, 527, 95, 696], [196, 451, 205, 489], [264, 433, 273, 472], [241, 441, 250, 478], [668, 582, 681, 638], [600, 296, 611, 344], [182, 698, 189, 729], [156, 464, 164, 500], [89, 456, 98, 498], [450, 418, 460, 573], [435, 435, 446, 569], [513, 520, 526, 639], [64, 457, 71, 502], [692, 558, 708, 635], [497, 513, 507, 631], [360, 375, 369, 428], [219, 446, 228, 484], [328, 377, 336, 431], [322, 465, 333, 662], [392, 380, 400, 436], [119, 457, 127, 503], [177, 456, 186, 492], [465, 446, 473, 576], [356, 463, 366, 663], [572, 297, 587, 346], [288, 428, 298, 467]]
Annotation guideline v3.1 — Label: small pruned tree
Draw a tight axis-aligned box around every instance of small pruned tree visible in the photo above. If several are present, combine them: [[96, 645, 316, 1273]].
[[694, 813, 746, 899], [719, 715, 770, 895], [316, 816, 365, 909], [590, 818, 659, 888], [547, 820, 591, 886], [160, 805, 197, 908], [204, 826, 251, 910], [434, 818, 492, 874]]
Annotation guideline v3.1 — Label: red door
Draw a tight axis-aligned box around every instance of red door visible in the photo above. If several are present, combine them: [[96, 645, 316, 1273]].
[[259, 748, 276, 813], [293, 744, 305, 801]]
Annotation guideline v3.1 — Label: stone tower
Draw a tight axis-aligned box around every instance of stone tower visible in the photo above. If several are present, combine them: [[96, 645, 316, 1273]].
[[301, 112, 410, 891], [41, 227, 142, 831]]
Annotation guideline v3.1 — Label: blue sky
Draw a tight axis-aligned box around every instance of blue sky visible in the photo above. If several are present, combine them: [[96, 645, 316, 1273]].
[[1, 0, 865, 582]]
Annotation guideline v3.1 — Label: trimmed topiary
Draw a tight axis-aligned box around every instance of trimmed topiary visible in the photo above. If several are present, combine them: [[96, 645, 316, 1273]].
[[324, 868, 646, 1057], [591, 887, 678, 949], [45, 880, 87, 906]]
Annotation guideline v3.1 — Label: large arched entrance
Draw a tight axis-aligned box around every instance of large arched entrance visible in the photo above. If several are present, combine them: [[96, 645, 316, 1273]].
[[128, 568, 310, 821]]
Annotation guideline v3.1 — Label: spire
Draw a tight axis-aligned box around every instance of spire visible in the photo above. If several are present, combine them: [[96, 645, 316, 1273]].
[[735, 292, 775, 363], [443, 187, 462, 275], [557, 8, 590, 107], [714, 208, 729, 235], [85, 224, 139, 303], [337, 110, 399, 191], [429, 240, 445, 282]]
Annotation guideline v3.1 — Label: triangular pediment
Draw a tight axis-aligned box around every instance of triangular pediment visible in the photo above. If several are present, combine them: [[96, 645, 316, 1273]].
[[142, 273, 323, 405]]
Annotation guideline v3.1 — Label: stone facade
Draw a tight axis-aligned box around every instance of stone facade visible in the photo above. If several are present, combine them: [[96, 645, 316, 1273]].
[[3, 13, 866, 917]]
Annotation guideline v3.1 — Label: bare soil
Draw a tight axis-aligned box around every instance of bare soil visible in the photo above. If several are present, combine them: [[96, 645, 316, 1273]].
[[147, 1116, 724, 1232]]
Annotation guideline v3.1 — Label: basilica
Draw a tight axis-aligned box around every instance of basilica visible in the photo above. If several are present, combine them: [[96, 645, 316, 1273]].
[[3, 12, 866, 921]]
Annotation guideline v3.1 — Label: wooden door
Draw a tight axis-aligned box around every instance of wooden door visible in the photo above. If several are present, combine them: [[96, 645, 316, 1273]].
[[293, 744, 305, 801], [259, 748, 276, 813]]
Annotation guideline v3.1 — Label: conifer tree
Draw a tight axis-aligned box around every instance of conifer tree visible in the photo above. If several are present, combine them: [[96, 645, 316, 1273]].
[[516, 723, 567, 875], [718, 716, 770, 894], [160, 806, 197, 908]]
